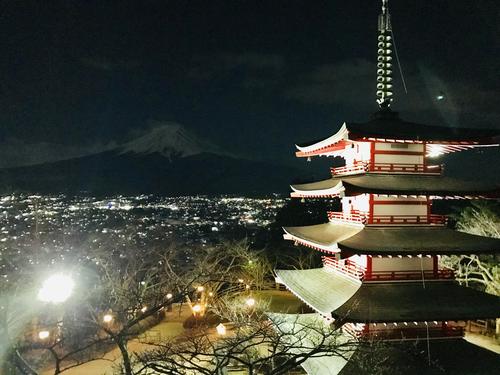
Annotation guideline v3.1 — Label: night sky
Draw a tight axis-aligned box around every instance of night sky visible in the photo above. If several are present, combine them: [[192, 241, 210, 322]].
[[0, 0, 498, 168]]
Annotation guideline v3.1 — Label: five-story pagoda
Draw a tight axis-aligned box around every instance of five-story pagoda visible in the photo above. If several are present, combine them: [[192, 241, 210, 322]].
[[275, 0, 500, 345]]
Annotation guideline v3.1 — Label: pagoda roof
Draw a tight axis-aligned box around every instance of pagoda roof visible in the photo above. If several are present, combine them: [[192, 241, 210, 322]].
[[267, 313, 355, 375], [284, 222, 500, 255], [284, 222, 363, 253], [332, 281, 500, 323], [291, 173, 499, 198], [341, 339, 500, 375], [296, 111, 500, 157], [275, 267, 361, 316], [348, 111, 500, 143]]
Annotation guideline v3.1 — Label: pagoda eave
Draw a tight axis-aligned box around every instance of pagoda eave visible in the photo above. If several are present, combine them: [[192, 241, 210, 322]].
[[284, 223, 500, 256], [332, 282, 500, 323], [290, 174, 500, 199], [275, 268, 362, 317]]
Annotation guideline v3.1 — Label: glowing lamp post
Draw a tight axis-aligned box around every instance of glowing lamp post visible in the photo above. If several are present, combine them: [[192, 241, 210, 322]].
[[37, 274, 74, 304], [216, 323, 226, 336], [38, 330, 50, 340]]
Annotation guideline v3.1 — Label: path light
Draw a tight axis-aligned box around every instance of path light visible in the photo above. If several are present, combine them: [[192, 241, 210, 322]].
[[141, 306, 147, 313], [192, 304, 202, 313], [38, 274, 74, 304], [103, 314, 113, 323], [166, 293, 173, 299], [208, 292, 213, 297], [245, 298, 255, 307], [216, 323, 226, 336], [38, 330, 50, 340], [197, 286, 204, 292]]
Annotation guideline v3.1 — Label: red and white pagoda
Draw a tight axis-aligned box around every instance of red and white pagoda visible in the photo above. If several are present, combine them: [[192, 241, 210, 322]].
[[275, 0, 500, 355]]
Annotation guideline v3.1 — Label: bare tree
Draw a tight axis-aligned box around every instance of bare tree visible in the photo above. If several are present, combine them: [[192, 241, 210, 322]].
[[135, 294, 356, 375], [441, 202, 500, 295], [12, 240, 272, 375]]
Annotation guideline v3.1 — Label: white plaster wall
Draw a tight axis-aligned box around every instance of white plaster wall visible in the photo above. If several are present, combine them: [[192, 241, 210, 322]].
[[347, 254, 367, 268], [375, 143, 424, 152], [373, 204, 427, 216], [374, 153, 424, 165], [372, 257, 433, 271], [342, 194, 370, 213]]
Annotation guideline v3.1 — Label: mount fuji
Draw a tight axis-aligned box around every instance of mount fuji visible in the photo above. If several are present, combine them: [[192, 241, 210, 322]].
[[0, 123, 302, 195]]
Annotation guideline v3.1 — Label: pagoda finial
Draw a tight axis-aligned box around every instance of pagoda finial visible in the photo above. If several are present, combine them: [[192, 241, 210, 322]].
[[376, 0, 393, 109]]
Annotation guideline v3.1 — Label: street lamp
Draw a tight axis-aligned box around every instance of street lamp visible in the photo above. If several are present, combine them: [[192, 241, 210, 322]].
[[245, 298, 255, 308], [37, 274, 74, 304], [38, 330, 50, 340], [103, 314, 114, 323], [216, 323, 226, 336]]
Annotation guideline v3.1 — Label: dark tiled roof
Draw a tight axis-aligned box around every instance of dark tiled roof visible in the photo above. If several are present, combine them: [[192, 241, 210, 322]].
[[341, 339, 500, 375], [291, 173, 499, 196], [332, 281, 500, 322], [284, 223, 500, 255], [346, 110, 500, 143]]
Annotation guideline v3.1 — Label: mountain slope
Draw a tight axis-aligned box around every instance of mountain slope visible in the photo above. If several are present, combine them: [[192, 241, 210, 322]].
[[0, 150, 302, 195], [0, 122, 307, 195]]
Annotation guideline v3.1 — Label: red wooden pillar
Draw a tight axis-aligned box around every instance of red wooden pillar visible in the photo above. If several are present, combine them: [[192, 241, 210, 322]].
[[366, 255, 372, 279]]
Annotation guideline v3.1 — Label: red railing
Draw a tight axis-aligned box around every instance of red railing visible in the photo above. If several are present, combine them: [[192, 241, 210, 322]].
[[364, 268, 455, 281], [322, 257, 366, 280], [330, 162, 368, 176], [370, 162, 443, 174], [327, 211, 367, 224], [369, 214, 447, 225], [327, 211, 447, 226], [330, 162, 443, 176]]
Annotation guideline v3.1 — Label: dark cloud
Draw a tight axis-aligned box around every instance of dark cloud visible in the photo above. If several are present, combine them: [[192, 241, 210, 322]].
[[284, 59, 500, 129], [80, 57, 140, 71], [285, 59, 374, 107], [219, 52, 285, 71], [188, 52, 285, 80]]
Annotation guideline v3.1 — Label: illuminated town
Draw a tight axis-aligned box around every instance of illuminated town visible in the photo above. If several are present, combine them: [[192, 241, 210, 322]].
[[0, 194, 285, 271]]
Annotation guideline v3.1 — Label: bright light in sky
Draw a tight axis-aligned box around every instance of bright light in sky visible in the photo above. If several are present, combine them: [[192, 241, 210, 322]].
[[37, 274, 75, 303]]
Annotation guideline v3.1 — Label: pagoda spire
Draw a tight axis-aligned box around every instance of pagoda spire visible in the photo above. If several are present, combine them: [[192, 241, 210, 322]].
[[376, 0, 394, 109]]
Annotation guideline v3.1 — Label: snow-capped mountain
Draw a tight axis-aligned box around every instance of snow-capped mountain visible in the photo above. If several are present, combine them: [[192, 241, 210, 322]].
[[0, 122, 303, 195], [119, 122, 223, 160]]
